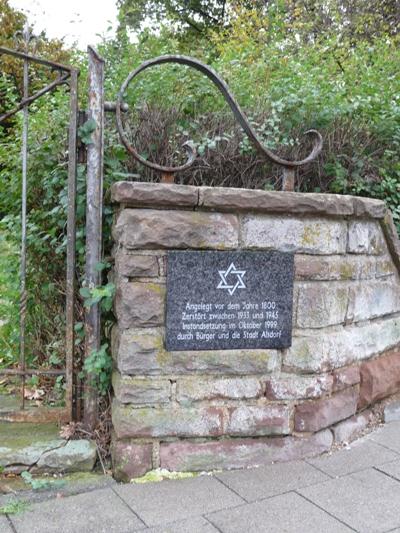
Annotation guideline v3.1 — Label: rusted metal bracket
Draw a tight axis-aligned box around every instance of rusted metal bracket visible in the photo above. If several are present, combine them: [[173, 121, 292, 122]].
[[115, 55, 323, 190]]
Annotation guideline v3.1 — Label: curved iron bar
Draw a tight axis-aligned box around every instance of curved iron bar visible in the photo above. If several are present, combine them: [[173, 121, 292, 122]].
[[116, 55, 323, 175]]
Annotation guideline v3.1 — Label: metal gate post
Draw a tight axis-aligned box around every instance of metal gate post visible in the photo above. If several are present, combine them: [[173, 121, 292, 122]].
[[65, 68, 79, 421], [84, 46, 104, 429]]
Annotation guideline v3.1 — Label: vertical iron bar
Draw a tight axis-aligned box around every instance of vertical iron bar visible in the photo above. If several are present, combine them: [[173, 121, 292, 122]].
[[65, 69, 79, 422], [84, 46, 104, 429], [282, 167, 295, 192], [19, 26, 30, 410]]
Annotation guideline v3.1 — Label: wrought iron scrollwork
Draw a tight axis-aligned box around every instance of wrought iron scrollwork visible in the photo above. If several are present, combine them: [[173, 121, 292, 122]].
[[116, 54, 323, 176]]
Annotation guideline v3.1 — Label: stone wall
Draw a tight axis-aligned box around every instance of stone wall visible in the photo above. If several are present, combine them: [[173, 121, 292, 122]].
[[110, 181, 400, 481]]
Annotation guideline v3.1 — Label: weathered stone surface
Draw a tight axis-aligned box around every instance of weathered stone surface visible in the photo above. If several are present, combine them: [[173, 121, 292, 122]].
[[111, 440, 153, 482], [332, 411, 371, 443], [332, 366, 360, 392], [35, 440, 97, 473], [347, 280, 400, 322], [176, 377, 263, 403], [241, 215, 347, 254], [376, 257, 397, 278], [160, 430, 333, 472], [384, 400, 400, 423], [114, 250, 159, 277], [294, 387, 359, 432], [112, 372, 171, 405], [266, 374, 333, 400], [199, 186, 385, 219], [380, 212, 400, 274], [112, 401, 224, 438], [359, 351, 400, 408], [296, 283, 348, 328], [114, 281, 165, 329], [352, 196, 387, 218], [114, 327, 281, 375], [284, 316, 400, 372], [347, 221, 385, 254], [294, 255, 376, 281], [111, 181, 198, 207], [226, 404, 291, 436], [113, 209, 238, 250]]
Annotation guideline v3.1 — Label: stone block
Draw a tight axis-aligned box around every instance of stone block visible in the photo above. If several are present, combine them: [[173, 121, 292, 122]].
[[114, 250, 159, 277], [347, 280, 400, 322], [114, 327, 281, 375], [113, 209, 238, 250], [347, 220, 385, 254], [294, 255, 377, 281], [266, 374, 333, 400], [112, 372, 171, 405], [380, 212, 400, 274], [160, 430, 333, 471], [375, 257, 397, 278], [111, 181, 199, 208], [241, 215, 347, 254], [112, 401, 224, 439], [359, 351, 400, 408], [294, 387, 359, 432], [332, 366, 360, 392], [332, 411, 371, 443], [284, 315, 400, 373], [296, 283, 348, 328], [111, 440, 153, 482], [176, 377, 262, 403], [226, 404, 291, 436], [114, 281, 165, 329], [35, 440, 97, 473]]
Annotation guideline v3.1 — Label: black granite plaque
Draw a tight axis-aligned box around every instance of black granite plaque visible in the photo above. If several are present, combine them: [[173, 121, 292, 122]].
[[165, 250, 294, 351]]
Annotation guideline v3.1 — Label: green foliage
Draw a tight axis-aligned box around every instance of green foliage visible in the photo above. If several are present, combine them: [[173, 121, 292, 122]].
[[81, 343, 113, 396], [21, 471, 66, 490], [78, 118, 97, 146], [0, 499, 30, 515]]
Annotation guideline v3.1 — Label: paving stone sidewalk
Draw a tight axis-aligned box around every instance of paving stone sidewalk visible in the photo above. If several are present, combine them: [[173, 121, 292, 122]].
[[4, 421, 400, 533]]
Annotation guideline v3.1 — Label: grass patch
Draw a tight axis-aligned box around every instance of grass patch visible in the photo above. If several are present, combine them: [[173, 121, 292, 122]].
[[0, 499, 30, 515]]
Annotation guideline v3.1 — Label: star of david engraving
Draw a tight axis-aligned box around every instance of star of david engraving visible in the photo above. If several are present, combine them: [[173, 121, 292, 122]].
[[217, 262, 246, 296]]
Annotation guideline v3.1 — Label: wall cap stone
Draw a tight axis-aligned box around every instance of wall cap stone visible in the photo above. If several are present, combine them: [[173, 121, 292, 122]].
[[111, 181, 386, 219]]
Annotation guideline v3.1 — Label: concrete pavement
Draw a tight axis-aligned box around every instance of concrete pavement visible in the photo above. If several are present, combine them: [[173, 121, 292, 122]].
[[3, 421, 400, 532]]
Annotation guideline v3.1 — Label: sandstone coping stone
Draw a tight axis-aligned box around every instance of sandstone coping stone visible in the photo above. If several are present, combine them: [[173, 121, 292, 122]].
[[159, 430, 333, 472], [114, 281, 165, 329], [113, 209, 239, 250], [284, 315, 400, 373], [113, 327, 281, 375], [266, 374, 333, 400], [176, 377, 263, 403], [359, 350, 400, 408], [332, 366, 360, 392], [111, 181, 199, 207], [111, 440, 153, 482], [348, 220, 385, 254], [381, 212, 400, 274], [347, 279, 400, 322], [111, 182, 387, 219], [112, 372, 171, 405], [294, 387, 359, 433], [296, 283, 348, 328], [112, 401, 224, 439], [226, 404, 291, 436], [114, 250, 159, 277], [241, 215, 347, 254], [332, 411, 371, 444]]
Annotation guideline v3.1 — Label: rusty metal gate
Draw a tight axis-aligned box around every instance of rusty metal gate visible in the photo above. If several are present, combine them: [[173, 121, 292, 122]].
[[0, 25, 78, 423], [0, 27, 323, 429]]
